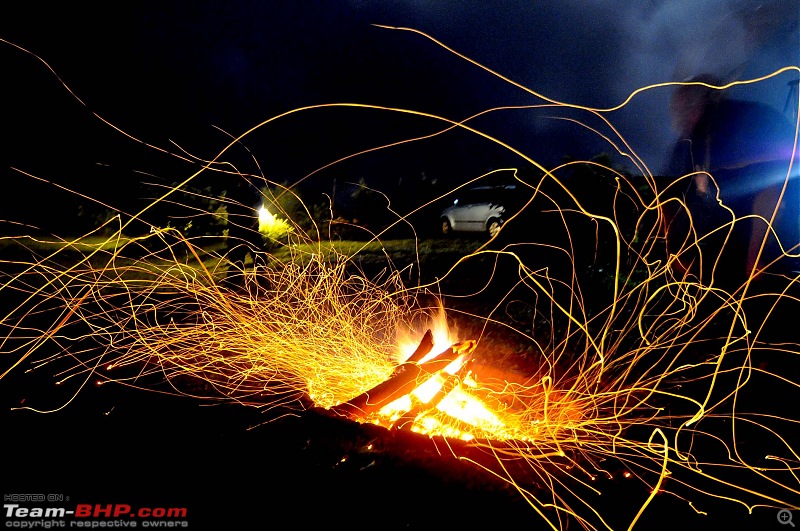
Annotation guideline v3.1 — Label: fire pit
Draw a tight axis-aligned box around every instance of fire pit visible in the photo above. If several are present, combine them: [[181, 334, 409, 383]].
[[318, 329, 568, 450]]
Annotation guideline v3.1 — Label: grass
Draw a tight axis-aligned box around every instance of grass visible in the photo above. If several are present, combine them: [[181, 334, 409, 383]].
[[267, 237, 485, 284], [269, 237, 481, 263], [0, 232, 486, 286]]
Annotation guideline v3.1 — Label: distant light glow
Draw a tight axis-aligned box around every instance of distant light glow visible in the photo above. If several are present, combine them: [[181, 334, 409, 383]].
[[257, 204, 292, 239]]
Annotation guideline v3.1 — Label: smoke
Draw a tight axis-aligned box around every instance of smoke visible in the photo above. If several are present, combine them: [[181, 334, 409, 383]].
[[359, 0, 797, 171], [2, 1, 795, 177]]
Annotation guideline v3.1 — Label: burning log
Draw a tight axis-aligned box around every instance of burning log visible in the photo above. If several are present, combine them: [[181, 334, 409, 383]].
[[402, 328, 435, 365], [392, 350, 475, 431], [328, 331, 476, 421]]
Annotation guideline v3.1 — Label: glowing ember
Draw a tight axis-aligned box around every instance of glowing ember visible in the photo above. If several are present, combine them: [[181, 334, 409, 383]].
[[341, 336, 485, 439]]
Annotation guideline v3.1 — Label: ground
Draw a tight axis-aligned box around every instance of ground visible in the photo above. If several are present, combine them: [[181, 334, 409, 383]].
[[1, 236, 797, 530]]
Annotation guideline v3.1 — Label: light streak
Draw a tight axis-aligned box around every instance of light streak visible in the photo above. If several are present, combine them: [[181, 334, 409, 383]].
[[0, 32, 799, 531]]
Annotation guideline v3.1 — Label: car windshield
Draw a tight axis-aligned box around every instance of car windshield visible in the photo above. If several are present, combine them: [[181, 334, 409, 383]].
[[453, 185, 516, 206]]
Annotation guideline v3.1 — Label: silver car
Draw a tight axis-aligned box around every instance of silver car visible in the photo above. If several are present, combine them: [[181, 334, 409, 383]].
[[440, 185, 516, 238]]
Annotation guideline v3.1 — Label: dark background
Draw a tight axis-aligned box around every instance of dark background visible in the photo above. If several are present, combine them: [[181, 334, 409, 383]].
[[1, 1, 797, 234], [1, 2, 798, 529]]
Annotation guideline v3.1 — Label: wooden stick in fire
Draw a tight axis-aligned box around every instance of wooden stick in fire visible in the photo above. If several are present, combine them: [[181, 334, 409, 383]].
[[392, 340, 477, 431], [328, 330, 475, 420]]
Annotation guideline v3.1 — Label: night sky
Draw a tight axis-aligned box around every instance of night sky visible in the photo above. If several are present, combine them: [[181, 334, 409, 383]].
[[1, 1, 797, 225]]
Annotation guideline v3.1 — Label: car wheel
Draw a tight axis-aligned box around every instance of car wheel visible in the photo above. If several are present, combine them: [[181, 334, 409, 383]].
[[487, 219, 503, 238], [441, 218, 452, 236]]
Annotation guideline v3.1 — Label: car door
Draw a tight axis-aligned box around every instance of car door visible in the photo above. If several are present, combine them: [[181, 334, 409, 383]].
[[449, 190, 489, 231]]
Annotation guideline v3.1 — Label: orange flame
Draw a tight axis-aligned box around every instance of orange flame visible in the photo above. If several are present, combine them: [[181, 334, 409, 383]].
[[396, 300, 454, 362]]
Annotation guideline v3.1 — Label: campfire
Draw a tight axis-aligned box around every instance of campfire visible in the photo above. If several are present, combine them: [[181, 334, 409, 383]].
[[324, 329, 529, 443]]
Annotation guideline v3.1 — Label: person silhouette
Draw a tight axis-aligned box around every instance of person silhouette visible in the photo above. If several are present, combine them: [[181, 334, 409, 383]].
[[664, 74, 800, 284]]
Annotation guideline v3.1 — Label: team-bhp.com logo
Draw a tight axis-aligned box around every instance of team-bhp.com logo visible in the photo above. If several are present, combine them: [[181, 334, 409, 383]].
[[4, 502, 189, 528]]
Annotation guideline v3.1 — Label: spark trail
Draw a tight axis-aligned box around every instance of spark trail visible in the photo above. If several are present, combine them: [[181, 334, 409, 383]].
[[1, 30, 799, 531]]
